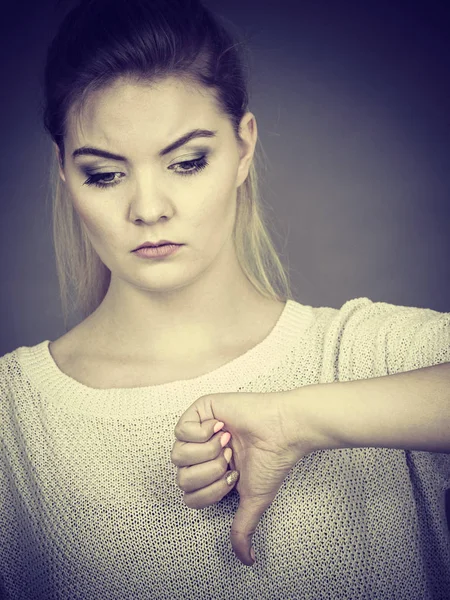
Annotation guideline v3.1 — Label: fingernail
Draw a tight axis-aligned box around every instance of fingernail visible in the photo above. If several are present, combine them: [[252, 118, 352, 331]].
[[226, 470, 239, 486], [214, 421, 224, 433], [250, 547, 256, 562], [223, 447, 233, 463], [220, 432, 231, 447]]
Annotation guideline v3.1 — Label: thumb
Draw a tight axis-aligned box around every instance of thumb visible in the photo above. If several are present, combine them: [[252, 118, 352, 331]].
[[230, 496, 268, 566]]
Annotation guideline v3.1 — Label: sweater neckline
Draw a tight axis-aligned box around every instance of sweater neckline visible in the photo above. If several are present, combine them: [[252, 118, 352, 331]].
[[17, 299, 314, 417]]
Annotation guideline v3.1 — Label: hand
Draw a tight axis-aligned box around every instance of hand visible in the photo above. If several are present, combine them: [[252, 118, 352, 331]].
[[171, 390, 316, 566]]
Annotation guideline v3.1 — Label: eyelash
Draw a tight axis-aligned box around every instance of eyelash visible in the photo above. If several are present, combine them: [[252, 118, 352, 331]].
[[83, 155, 209, 189]]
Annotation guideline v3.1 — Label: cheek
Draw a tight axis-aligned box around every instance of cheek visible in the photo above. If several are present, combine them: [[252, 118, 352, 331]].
[[191, 185, 237, 238], [214, 179, 238, 227], [68, 189, 118, 248]]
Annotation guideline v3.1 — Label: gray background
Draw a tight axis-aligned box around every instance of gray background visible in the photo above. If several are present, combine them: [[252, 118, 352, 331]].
[[1, 0, 449, 353], [0, 0, 449, 528]]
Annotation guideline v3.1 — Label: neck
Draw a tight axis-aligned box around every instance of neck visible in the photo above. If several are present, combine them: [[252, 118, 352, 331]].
[[81, 265, 273, 363]]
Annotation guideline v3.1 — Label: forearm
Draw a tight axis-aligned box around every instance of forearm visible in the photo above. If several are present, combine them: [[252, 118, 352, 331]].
[[288, 362, 450, 455]]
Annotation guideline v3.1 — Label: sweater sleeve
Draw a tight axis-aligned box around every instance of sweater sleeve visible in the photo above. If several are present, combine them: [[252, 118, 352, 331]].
[[332, 297, 450, 380], [326, 297, 450, 489]]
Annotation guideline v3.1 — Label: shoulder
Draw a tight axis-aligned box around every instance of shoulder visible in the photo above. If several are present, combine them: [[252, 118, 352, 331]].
[[49, 314, 98, 365], [333, 297, 450, 375]]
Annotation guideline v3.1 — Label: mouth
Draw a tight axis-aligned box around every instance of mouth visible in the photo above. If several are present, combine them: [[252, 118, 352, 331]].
[[133, 242, 181, 251], [132, 243, 182, 258]]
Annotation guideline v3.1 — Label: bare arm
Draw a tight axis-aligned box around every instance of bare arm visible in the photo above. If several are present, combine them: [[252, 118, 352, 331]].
[[285, 362, 450, 455]]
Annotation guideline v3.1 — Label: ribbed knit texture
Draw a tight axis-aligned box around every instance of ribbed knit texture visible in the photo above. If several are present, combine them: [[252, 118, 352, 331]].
[[1, 297, 450, 600]]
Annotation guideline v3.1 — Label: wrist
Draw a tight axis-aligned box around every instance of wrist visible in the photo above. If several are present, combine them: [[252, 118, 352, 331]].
[[284, 384, 344, 457]]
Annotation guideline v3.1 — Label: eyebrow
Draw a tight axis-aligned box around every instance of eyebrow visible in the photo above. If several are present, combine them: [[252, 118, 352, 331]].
[[72, 128, 218, 162]]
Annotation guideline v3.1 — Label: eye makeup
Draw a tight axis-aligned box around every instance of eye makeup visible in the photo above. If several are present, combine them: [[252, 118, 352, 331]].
[[81, 153, 210, 189]]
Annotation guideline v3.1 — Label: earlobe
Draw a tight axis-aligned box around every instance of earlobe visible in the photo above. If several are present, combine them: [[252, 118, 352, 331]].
[[236, 153, 252, 188]]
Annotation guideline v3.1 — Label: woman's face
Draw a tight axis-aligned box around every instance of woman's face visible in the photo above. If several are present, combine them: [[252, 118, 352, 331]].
[[56, 76, 256, 293]]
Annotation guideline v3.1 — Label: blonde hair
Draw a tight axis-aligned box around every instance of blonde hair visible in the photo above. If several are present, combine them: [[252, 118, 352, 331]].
[[48, 138, 295, 331], [42, 0, 296, 331]]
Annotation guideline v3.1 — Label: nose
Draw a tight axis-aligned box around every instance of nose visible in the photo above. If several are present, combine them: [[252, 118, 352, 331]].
[[128, 175, 173, 224]]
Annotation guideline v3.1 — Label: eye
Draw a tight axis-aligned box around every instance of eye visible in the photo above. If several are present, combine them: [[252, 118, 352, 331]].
[[171, 155, 209, 177], [84, 172, 123, 189], [83, 155, 209, 189]]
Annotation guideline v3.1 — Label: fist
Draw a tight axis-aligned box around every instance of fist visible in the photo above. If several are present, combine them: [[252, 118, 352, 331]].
[[172, 424, 238, 509], [171, 390, 309, 566]]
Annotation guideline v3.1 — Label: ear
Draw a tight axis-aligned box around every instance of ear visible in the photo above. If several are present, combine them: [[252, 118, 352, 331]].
[[53, 142, 66, 182], [236, 112, 257, 188]]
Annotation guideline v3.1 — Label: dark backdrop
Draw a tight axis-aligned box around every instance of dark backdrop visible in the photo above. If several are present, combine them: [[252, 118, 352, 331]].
[[1, 0, 449, 524]]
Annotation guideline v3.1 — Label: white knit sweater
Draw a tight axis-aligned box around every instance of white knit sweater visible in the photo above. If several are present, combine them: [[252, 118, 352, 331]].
[[1, 297, 450, 600]]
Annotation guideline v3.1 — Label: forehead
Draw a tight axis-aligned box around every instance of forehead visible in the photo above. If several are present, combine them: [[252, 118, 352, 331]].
[[66, 77, 220, 147]]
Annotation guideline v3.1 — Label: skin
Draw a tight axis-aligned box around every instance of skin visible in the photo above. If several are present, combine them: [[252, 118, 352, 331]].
[[53, 76, 284, 365]]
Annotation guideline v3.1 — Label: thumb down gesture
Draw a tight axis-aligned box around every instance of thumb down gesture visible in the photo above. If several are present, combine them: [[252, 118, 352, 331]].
[[171, 390, 316, 566]]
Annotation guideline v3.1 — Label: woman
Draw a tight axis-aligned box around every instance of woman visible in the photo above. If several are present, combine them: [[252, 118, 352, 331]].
[[1, 0, 449, 598]]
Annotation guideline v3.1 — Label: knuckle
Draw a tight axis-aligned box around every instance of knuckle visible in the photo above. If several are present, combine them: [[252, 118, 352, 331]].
[[174, 424, 183, 440], [170, 450, 180, 467], [177, 472, 188, 492], [183, 494, 193, 508], [183, 494, 200, 510]]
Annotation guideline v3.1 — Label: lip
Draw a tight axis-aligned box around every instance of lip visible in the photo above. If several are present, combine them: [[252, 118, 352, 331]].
[[133, 244, 182, 259], [133, 240, 181, 251]]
